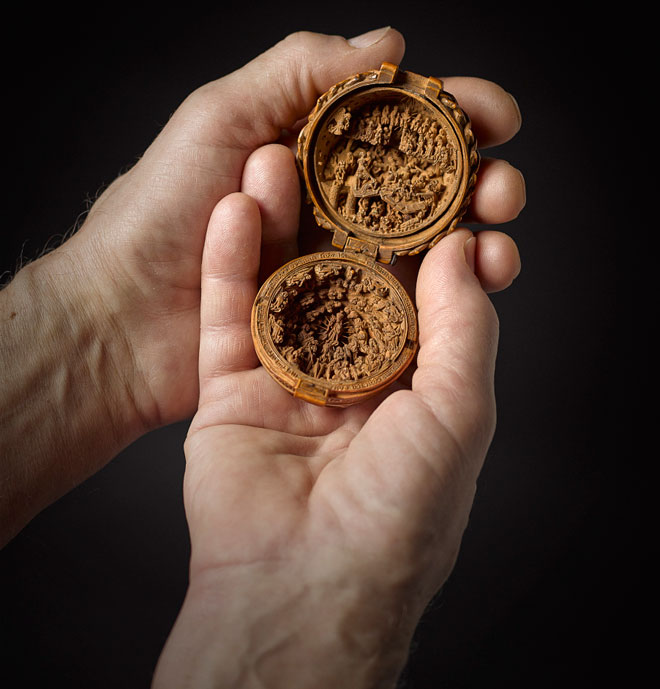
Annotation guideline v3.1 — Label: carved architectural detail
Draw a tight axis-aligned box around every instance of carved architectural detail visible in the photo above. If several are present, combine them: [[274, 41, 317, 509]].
[[267, 261, 406, 382], [317, 97, 459, 237]]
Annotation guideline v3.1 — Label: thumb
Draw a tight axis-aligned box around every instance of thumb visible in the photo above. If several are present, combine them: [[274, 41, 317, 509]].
[[231, 27, 406, 144], [412, 229, 500, 465], [147, 28, 405, 174], [193, 28, 405, 147], [127, 29, 405, 246]]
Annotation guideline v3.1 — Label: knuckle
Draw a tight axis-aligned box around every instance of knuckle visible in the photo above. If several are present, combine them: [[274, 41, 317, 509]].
[[183, 81, 220, 116], [278, 30, 346, 56], [281, 30, 313, 47], [276, 31, 318, 59]]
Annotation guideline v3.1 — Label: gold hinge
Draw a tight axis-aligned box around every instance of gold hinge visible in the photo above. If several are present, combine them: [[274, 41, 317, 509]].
[[294, 379, 329, 406], [425, 76, 444, 99], [331, 228, 350, 250], [379, 62, 399, 83], [332, 229, 395, 265], [345, 236, 378, 259]]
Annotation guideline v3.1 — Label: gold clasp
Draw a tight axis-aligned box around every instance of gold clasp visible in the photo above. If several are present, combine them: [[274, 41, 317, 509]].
[[294, 379, 329, 405]]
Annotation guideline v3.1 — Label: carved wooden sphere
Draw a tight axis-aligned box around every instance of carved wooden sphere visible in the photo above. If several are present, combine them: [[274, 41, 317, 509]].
[[251, 63, 479, 406]]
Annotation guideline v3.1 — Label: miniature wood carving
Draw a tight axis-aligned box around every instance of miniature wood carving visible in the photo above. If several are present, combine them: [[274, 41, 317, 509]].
[[268, 261, 406, 382], [252, 251, 418, 407], [251, 63, 479, 406], [318, 99, 459, 237]]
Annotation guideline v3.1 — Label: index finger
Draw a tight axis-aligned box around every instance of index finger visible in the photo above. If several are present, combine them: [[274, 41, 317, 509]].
[[442, 76, 522, 149]]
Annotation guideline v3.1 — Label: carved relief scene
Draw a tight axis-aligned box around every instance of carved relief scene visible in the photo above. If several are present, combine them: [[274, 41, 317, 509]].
[[316, 95, 459, 236], [268, 261, 407, 382]]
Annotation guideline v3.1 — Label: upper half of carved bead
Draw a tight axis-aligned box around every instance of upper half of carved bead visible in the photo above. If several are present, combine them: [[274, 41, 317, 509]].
[[297, 63, 479, 263]]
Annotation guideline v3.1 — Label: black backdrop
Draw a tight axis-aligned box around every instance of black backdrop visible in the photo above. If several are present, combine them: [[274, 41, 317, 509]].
[[1, 2, 637, 687]]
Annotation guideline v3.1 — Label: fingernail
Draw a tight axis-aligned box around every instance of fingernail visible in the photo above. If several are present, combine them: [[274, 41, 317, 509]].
[[464, 235, 476, 273], [348, 26, 391, 48]]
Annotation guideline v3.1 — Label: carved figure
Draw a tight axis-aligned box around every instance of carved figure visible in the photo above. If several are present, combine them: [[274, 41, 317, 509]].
[[268, 262, 405, 382], [316, 95, 458, 235], [327, 106, 352, 135]]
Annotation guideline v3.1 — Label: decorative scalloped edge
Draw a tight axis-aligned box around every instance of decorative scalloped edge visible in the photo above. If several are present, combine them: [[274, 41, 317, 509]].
[[296, 65, 480, 260]]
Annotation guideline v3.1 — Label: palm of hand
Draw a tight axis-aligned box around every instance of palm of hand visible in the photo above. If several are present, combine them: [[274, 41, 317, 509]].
[[184, 365, 474, 610], [155, 337, 490, 685]]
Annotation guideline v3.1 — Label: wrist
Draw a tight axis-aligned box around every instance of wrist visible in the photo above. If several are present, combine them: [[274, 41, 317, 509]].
[[153, 558, 417, 689], [27, 243, 151, 436], [0, 246, 149, 543]]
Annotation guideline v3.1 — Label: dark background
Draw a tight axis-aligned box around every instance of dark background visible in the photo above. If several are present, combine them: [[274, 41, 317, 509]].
[[1, 2, 637, 687]]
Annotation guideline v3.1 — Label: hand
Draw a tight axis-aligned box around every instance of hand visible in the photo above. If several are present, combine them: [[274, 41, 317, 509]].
[[151, 32, 525, 688], [53, 29, 408, 429], [1, 28, 412, 542]]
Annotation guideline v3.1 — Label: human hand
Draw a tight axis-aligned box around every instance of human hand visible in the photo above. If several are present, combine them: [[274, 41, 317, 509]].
[[151, 32, 525, 688], [1, 28, 412, 543], [49, 29, 409, 430]]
